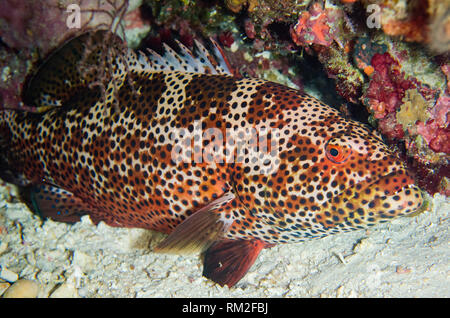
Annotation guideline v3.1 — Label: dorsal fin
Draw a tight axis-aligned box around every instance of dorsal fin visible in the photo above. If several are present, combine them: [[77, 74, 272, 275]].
[[23, 31, 233, 112], [22, 30, 123, 111], [129, 38, 233, 75]]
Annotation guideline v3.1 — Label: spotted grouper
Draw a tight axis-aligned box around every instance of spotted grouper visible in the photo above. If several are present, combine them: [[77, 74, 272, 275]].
[[0, 31, 423, 287]]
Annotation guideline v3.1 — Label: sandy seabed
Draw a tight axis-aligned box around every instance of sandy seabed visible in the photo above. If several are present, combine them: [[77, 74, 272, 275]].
[[0, 182, 448, 298]]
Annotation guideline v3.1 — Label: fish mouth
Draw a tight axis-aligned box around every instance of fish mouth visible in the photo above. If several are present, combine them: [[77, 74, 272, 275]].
[[359, 169, 424, 215], [328, 169, 424, 227]]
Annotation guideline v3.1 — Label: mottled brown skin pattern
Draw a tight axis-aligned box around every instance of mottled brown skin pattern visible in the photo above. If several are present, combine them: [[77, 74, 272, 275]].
[[1, 69, 423, 245]]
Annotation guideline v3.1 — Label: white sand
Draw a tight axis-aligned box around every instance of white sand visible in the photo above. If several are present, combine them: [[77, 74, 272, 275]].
[[0, 182, 448, 298]]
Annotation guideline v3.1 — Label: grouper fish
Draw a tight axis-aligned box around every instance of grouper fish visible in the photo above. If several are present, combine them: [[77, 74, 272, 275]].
[[0, 31, 423, 287]]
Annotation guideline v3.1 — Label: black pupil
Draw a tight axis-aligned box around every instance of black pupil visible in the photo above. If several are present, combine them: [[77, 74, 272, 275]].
[[330, 148, 339, 157]]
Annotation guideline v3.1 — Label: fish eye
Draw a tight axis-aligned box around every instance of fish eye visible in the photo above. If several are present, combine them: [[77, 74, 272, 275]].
[[329, 147, 339, 157], [325, 140, 352, 164]]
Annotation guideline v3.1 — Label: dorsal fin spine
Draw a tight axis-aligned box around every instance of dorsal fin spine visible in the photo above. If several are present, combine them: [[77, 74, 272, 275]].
[[130, 39, 233, 76]]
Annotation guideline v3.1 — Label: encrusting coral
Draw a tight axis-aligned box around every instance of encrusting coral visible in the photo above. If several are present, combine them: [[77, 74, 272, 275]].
[[396, 89, 431, 128]]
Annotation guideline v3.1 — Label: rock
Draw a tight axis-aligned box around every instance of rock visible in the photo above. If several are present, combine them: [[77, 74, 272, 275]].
[[49, 283, 78, 298], [72, 251, 95, 272], [0, 242, 8, 255], [0, 266, 18, 283], [2, 279, 40, 298], [0, 282, 10, 296]]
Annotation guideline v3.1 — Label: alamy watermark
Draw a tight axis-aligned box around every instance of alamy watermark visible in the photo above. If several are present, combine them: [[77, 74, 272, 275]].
[[169, 121, 281, 175], [366, 4, 381, 29], [66, 4, 81, 29], [65, 3, 382, 30]]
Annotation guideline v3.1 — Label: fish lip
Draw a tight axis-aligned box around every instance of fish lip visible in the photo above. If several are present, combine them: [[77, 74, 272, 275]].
[[359, 168, 417, 196], [354, 168, 424, 211], [326, 167, 425, 222]]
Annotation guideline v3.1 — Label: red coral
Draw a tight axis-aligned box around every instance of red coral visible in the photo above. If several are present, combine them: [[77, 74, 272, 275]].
[[378, 113, 405, 140], [410, 161, 450, 196], [218, 31, 235, 48], [365, 53, 416, 119], [290, 2, 342, 47]]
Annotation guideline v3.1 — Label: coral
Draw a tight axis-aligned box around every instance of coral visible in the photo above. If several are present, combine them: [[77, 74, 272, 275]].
[[409, 160, 450, 196], [225, 0, 310, 26], [362, 51, 439, 120], [142, 0, 236, 38], [0, 0, 69, 53], [289, 2, 364, 102], [396, 89, 431, 128], [353, 36, 388, 76], [0, 0, 126, 55], [244, 19, 256, 39], [0, 47, 30, 110], [427, 0, 450, 54], [0, 0, 131, 112], [316, 46, 364, 103], [359, 0, 450, 54], [290, 2, 345, 47], [441, 63, 450, 93], [377, 112, 405, 140], [225, 0, 257, 13], [363, 53, 412, 119], [246, 0, 309, 26], [360, 43, 449, 167], [437, 176, 450, 197], [123, 0, 152, 48], [415, 91, 450, 155], [377, 0, 429, 43], [218, 31, 235, 48]]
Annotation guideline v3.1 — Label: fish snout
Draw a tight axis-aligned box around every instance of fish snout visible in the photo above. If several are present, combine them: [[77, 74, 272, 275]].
[[366, 169, 424, 218]]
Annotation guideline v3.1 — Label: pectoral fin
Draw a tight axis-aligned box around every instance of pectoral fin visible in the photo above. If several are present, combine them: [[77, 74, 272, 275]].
[[154, 191, 235, 254]]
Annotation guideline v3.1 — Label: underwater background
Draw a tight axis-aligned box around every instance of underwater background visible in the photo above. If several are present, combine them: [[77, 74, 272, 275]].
[[0, 0, 448, 297]]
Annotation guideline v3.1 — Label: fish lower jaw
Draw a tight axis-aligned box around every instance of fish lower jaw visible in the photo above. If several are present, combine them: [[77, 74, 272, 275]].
[[325, 171, 425, 226]]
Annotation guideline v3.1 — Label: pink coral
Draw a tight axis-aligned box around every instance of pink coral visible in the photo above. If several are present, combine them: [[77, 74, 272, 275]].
[[363, 51, 449, 158], [364, 53, 416, 119], [415, 94, 450, 154], [430, 94, 450, 127], [417, 120, 450, 154], [441, 64, 450, 93]]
